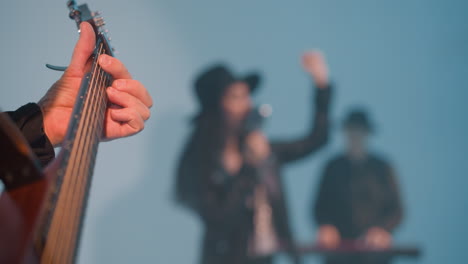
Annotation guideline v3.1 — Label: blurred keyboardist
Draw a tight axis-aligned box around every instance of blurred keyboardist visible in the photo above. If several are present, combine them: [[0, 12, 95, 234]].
[[312, 109, 403, 264]]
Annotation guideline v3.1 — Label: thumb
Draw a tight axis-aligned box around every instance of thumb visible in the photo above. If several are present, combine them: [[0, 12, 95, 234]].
[[64, 22, 96, 77]]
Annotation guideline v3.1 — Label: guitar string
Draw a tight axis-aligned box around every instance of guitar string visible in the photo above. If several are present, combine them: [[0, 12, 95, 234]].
[[55, 62, 106, 263], [58, 66, 105, 262], [45, 49, 102, 263], [48, 39, 111, 262], [43, 59, 99, 263], [43, 43, 105, 263], [56, 44, 108, 263], [66, 49, 110, 261], [62, 56, 109, 262]]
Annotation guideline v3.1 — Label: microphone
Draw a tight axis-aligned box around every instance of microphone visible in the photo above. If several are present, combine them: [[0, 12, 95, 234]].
[[243, 104, 273, 134]]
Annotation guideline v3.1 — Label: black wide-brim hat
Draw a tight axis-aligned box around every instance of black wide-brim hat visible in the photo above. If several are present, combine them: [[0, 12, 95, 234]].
[[343, 108, 374, 132], [194, 64, 261, 111]]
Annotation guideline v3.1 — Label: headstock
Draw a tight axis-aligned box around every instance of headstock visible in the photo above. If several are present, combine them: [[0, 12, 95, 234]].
[[47, 1, 115, 71], [67, 0, 115, 56]]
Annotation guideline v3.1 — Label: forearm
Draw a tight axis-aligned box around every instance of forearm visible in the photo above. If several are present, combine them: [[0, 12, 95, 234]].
[[272, 85, 332, 163], [379, 169, 404, 231], [308, 85, 332, 149], [379, 211, 402, 232], [377, 200, 403, 231]]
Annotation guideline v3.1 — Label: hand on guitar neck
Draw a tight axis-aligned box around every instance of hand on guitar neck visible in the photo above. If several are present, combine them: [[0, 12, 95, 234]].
[[38, 22, 153, 147]]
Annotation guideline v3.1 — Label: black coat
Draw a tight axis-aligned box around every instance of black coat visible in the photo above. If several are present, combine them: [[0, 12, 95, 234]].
[[176, 87, 331, 264], [313, 154, 403, 264]]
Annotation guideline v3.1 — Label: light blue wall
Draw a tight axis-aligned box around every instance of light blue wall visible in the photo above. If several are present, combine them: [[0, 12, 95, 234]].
[[1, 0, 467, 263]]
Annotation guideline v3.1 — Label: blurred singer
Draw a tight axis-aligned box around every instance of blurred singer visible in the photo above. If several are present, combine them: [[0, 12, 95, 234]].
[[175, 51, 332, 264]]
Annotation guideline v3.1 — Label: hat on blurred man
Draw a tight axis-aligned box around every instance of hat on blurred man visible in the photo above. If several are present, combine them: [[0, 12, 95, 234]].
[[343, 108, 374, 132]]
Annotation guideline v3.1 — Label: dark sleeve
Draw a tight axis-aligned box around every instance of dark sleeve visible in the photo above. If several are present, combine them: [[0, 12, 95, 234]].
[[5, 103, 55, 167], [377, 165, 403, 232], [271, 85, 332, 164], [313, 161, 335, 226]]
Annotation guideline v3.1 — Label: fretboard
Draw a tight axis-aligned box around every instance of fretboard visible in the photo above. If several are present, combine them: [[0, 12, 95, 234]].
[[39, 40, 111, 264]]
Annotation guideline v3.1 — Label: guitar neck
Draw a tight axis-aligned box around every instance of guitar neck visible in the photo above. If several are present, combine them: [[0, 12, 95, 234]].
[[38, 39, 111, 263], [60, 39, 111, 177]]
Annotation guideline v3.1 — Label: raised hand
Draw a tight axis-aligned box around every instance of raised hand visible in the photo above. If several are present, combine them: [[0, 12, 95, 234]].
[[302, 50, 329, 89]]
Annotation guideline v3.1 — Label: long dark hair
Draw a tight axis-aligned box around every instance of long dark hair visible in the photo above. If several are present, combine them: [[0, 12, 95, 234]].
[[175, 107, 235, 210]]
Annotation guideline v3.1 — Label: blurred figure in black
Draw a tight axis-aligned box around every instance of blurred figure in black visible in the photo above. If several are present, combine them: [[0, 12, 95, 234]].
[[312, 109, 403, 264], [175, 51, 332, 264]]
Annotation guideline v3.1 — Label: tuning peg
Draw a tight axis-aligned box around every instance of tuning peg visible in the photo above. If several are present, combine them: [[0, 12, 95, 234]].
[[91, 11, 101, 17], [93, 17, 105, 27]]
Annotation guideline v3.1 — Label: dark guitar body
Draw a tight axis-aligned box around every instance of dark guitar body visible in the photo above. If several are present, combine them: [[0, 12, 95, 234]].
[[0, 113, 54, 264], [0, 182, 46, 264]]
